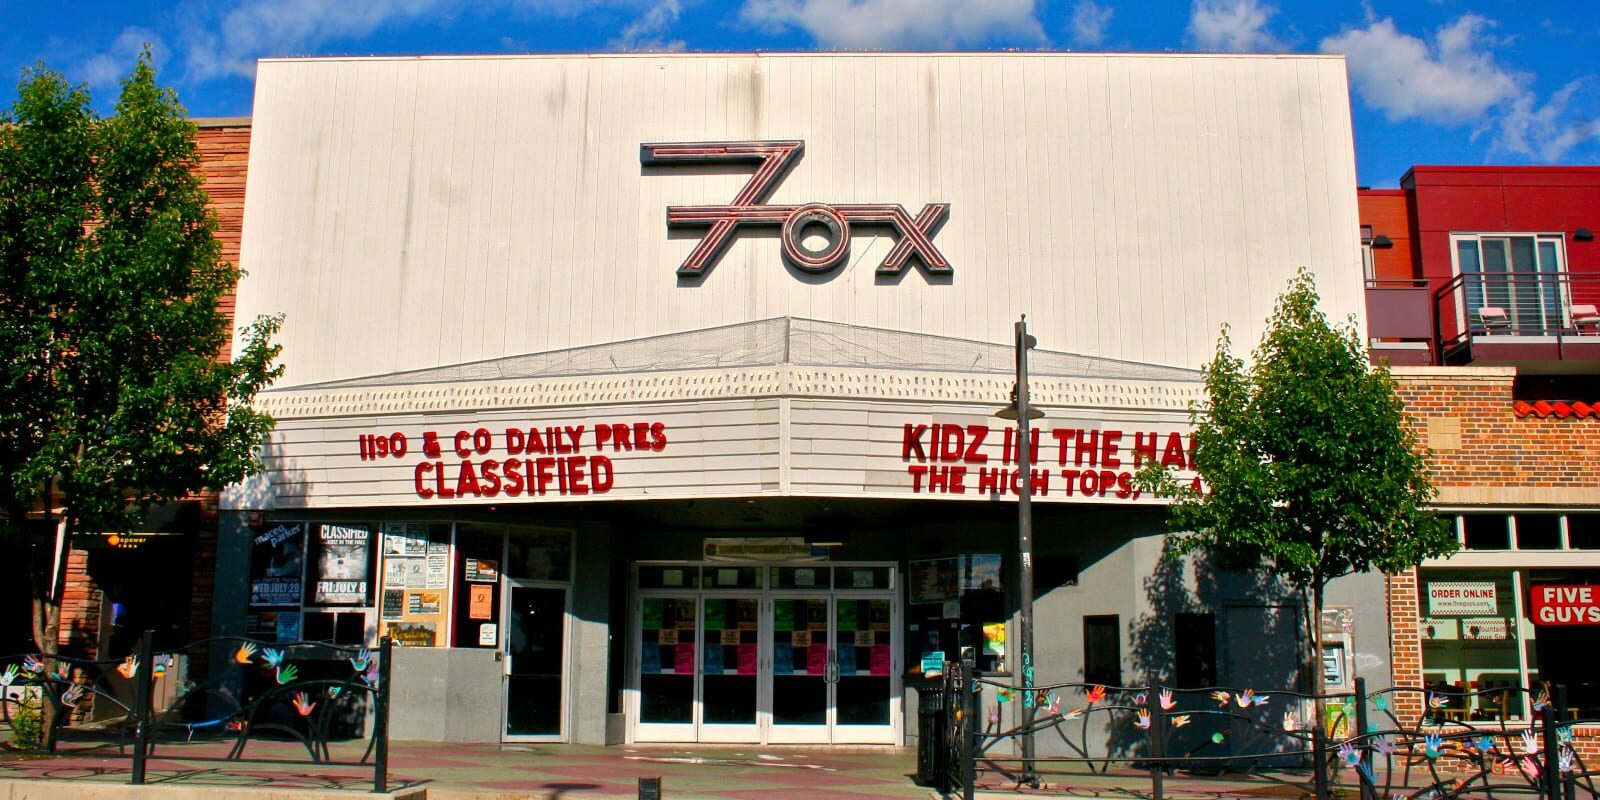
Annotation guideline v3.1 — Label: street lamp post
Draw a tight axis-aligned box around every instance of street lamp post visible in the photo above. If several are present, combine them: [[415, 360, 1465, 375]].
[[996, 315, 1039, 785]]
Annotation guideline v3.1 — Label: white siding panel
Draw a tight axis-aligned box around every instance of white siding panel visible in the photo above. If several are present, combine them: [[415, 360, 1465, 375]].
[[237, 53, 1362, 388]]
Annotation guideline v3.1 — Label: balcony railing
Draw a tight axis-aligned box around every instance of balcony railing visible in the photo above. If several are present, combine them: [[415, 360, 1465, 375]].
[[1434, 271, 1600, 365]]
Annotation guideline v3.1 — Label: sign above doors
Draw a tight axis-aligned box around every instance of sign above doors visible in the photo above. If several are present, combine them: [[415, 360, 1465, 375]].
[[642, 140, 951, 280]]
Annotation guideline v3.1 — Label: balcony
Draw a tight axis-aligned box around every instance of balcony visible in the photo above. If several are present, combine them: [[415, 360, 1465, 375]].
[[1435, 272, 1600, 369], [1366, 279, 1436, 366]]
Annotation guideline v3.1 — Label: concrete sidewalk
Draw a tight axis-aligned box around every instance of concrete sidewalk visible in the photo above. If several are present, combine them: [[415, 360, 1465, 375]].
[[0, 739, 1386, 799]]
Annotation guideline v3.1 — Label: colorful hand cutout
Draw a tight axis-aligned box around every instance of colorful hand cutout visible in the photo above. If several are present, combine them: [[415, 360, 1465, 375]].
[[292, 691, 316, 716], [1211, 690, 1231, 707], [276, 664, 299, 684], [1086, 685, 1106, 704], [1158, 689, 1176, 710], [235, 643, 257, 664]]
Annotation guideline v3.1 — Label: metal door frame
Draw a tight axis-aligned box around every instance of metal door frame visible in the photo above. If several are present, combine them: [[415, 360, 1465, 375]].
[[500, 578, 572, 743]]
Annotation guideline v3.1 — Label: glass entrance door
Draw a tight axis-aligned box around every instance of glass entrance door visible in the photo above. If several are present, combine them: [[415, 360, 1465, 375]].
[[634, 594, 697, 742], [768, 595, 832, 743], [630, 563, 900, 745], [699, 595, 761, 742], [502, 583, 568, 739]]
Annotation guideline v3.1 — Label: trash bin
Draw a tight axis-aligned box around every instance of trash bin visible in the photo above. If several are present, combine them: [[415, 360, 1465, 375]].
[[915, 684, 947, 787]]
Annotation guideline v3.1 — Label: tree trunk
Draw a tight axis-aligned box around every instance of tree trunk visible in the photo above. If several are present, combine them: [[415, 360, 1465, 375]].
[[27, 498, 69, 751]]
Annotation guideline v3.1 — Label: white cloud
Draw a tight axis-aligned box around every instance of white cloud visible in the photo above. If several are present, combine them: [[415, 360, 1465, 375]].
[[180, 0, 460, 81], [1495, 79, 1600, 162], [611, 0, 686, 51], [1324, 14, 1600, 162], [1188, 0, 1283, 52], [77, 27, 169, 89], [1321, 15, 1521, 125], [1068, 0, 1112, 47], [738, 0, 1045, 50]]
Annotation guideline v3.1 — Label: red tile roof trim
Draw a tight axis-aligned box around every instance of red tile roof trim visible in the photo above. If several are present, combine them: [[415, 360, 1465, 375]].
[[1513, 400, 1598, 419]]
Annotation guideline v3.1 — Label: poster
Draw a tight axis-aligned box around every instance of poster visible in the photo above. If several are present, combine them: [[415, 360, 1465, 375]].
[[249, 523, 304, 607], [720, 629, 740, 645], [704, 601, 726, 630], [1426, 581, 1497, 616], [381, 589, 405, 621], [791, 630, 811, 648], [469, 584, 494, 620], [312, 524, 371, 605], [465, 559, 499, 583], [408, 591, 442, 615], [837, 643, 856, 674], [855, 630, 875, 647], [404, 558, 428, 589], [836, 602, 857, 631], [774, 603, 794, 631], [389, 621, 436, 647], [673, 644, 695, 673], [641, 645, 661, 674], [382, 523, 428, 556], [382, 557, 408, 590], [805, 644, 828, 674], [426, 553, 449, 589], [642, 598, 663, 630], [478, 623, 497, 646], [275, 612, 301, 642], [983, 623, 1006, 656], [737, 644, 758, 675], [703, 641, 723, 674], [869, 645, 891, 675], [773, 643, 794, 674]]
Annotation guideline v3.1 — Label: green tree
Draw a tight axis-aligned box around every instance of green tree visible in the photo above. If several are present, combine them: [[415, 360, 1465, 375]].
[[0, 53, 280, 727], [1136, 269, 1454, 707]]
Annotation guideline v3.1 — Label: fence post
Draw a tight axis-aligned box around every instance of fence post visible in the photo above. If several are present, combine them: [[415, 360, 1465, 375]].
[[1542, 685, 1562, 800], [1149, 685, 1165, 800], [373, 636, 393, 793], [963, 659, 978, 800], [1557, 685, 1575, 800], [130, 629, 155, 786], [1312, 719, 1330, 800], [1355, 679, 1376, 800]]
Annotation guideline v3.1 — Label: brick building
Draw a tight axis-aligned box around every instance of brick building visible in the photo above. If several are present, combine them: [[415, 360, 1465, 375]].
[[1360, 167, 1600, 735]]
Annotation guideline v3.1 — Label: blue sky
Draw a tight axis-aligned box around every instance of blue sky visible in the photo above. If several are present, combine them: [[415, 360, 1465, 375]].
[[1, 0, 1595, 186]]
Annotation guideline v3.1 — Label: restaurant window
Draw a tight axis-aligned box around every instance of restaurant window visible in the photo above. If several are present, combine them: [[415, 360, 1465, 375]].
[[1569, 516, 1600, 550], [907, 554, 1005, 673], [1083, 615, 1122, 687], [1418, 569, 1523, 720]]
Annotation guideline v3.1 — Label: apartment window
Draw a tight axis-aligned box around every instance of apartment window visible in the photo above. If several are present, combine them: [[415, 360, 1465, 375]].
[[1453, 233, 1567, 332], [1462, 514, 1510, 550], [1083, 615, 1122, 686]]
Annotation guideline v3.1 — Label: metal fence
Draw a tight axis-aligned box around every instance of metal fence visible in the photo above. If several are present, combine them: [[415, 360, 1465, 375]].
[[0, 632, 393, 791], [935, 660, 1599, 800]]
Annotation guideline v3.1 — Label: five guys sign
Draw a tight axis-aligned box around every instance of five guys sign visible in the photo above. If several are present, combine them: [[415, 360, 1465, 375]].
[[642, 140, 951, 279]]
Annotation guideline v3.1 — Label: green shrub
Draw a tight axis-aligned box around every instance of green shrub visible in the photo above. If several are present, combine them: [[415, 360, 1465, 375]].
[[10, 692, 42, 749]]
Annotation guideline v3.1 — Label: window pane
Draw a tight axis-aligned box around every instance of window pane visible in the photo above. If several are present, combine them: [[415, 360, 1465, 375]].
[[1482, 240, 1510, 310], [1458, 240, 1484, 314], [1569, 516, 1600, 549], [1515, 515, 1561, 550], [506, 528, 571, 581], [1083, 615, 1121, 686], [638, 564, 696, 590], [1462, 515, 1510, 550]]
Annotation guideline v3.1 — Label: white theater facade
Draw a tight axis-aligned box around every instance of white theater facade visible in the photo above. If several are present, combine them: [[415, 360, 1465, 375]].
[[219, 52, 1379, 747]]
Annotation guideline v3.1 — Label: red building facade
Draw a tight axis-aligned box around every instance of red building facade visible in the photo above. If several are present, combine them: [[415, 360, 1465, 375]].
[[1361, 167, 1600, 739]]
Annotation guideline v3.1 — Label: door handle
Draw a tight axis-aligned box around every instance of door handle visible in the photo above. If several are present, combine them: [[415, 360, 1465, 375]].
[[825, 652, 839, 683]]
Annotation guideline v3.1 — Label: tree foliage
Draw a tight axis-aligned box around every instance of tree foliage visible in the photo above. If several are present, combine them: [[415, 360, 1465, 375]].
[[0, 53, 281, 652], [1137, 269, 1455, 701]]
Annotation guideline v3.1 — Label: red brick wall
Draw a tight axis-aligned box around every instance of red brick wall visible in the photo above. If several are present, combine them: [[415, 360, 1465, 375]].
[[1393, 368, 1600, 505], [57, 549, 101, 656], [1387, 366, 1600, 735]]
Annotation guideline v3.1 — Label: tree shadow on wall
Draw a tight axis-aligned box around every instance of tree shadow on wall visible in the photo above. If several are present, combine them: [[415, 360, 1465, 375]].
[[1109, 537, 1304, 765]]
